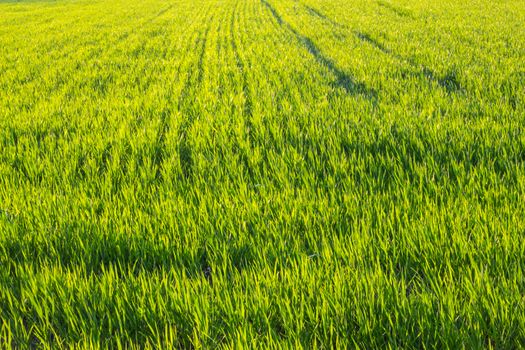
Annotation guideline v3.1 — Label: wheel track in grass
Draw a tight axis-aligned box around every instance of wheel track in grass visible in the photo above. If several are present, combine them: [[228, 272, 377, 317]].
[[376, 0, 415, 19], [248, 0, 352, 169], [353, 31, 462, 94], [260, 0, 376, 99], [248, 0, 315, 157], [233, 0, 319, 211], [246, 0, 286, 154], [152, 3, 175, 21], [250, 0, 309, 168], [254, 1, 377, 164], [250, 0, 319, 117], [294, 0, 461, 96], [302, 3, 345, 28]]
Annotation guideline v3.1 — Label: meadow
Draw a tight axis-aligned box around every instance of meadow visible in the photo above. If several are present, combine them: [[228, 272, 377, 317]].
[[1, 0, 525, 347]]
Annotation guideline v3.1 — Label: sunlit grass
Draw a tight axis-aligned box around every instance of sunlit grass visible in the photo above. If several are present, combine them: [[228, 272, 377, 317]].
[[1, 0, 524, 347]]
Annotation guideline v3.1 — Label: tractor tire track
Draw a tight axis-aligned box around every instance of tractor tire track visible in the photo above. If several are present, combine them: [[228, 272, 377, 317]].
[[260, 0, 376, 99]]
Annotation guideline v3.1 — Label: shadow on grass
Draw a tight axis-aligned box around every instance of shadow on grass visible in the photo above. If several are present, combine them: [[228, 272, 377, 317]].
[[377, 0, 415, 19], [303, 4, 344, 28], [261, 0, 376, 100], [154, 4, 173, 19], [355, 31, 462, 93], [1, 226, 258, 286]]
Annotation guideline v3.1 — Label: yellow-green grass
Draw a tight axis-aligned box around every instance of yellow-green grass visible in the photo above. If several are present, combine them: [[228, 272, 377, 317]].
[[1, 0, 524, 347]]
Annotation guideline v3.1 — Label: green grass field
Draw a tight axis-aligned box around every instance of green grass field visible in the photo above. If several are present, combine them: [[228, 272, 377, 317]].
[[1, 0, 525, 347]]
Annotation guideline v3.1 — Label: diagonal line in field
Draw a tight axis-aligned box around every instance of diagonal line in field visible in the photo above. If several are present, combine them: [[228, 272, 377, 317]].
[[354, 31, 462, 93], [261, 0, 376, 99], [154, 4, 174, 19], [303, 4, 345, 28]]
